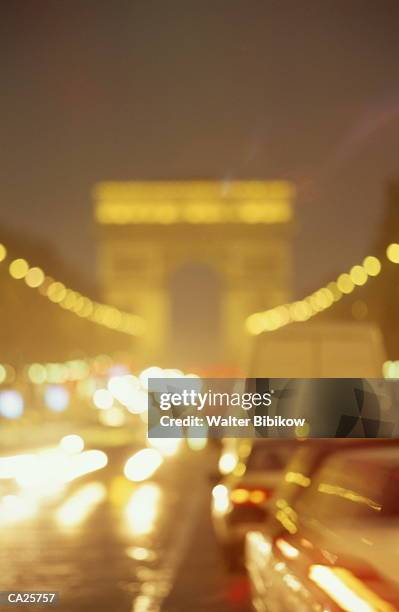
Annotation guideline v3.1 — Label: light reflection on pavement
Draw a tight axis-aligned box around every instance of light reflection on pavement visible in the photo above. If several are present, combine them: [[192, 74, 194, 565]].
[[0, 445, 251, 612]]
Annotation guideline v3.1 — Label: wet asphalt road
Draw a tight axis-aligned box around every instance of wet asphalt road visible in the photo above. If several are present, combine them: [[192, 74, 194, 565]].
[[0, 445, 251, 612]]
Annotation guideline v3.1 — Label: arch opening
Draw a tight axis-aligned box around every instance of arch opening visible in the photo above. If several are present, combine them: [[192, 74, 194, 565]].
[[168, 262, 222, 368]]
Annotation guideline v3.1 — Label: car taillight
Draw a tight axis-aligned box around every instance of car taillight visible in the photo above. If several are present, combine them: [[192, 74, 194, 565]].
[[230, 486, 270, 505]]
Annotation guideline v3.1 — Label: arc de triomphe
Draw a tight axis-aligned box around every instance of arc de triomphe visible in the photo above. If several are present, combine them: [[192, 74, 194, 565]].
[[94, 180, 294, 368]]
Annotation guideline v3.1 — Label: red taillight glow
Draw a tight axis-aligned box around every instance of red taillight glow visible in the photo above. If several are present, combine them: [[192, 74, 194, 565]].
[[230, 487, 270, 505]]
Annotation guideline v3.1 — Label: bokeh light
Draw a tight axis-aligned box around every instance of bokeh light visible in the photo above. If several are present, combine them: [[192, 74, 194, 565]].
[[0, 390, 24, 419], [124, 449, 163, 482], [98, 406, 126, 427], [93, 388, 114, 410], [56, 483, 106, 527], [386, 243, 399, 263], [125, 484, 161, 535], [59, 434, 85, 455], [9, 258, 29, 279], [44, 385, 70, 412], [363, 255, 381, 276], [25, 266, 45, 288], [0, 243, 7, 262]]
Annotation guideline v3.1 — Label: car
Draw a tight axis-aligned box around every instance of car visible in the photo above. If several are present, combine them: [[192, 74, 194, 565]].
[[211, 439, 298, 569], [246, 439, 399, 611]]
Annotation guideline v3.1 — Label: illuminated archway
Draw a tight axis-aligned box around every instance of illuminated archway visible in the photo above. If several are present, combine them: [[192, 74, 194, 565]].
[[94, 180, 294, 367]]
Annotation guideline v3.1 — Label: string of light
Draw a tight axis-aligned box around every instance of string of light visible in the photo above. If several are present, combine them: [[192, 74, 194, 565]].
[[0, 243, 145, 337], [0, 355, 112, 386], [246, 243, 399, 336]]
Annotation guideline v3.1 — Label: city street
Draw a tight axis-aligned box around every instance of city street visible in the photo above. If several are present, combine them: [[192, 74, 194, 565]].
[[2, 4, 399, 611], [0, 443, 251, 612]]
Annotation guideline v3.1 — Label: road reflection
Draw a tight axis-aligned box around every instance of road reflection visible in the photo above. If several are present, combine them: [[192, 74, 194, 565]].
[[125, 483, 161, 536], [56, 482, 107, 527], [0, 438, 250, 612]]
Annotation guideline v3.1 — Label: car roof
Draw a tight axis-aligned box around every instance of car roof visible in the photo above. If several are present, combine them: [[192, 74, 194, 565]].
[[269, 440, 399, 496], [331, 444, 399, 465]]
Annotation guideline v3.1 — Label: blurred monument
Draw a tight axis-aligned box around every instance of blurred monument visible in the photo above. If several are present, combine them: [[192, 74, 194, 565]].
[[94, 180, 294, 368]]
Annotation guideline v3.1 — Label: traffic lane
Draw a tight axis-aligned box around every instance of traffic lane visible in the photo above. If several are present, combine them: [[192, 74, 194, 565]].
[[117, 445, 251, 612], [0, 445, 250, 612], [0, 444, 188, 612], [162, 472, 251, 612]]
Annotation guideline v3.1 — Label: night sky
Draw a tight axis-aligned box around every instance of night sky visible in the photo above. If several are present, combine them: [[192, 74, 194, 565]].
[[1, 1, 399, 295]]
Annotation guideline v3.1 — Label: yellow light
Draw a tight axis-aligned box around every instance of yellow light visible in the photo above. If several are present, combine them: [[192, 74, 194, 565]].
[[64, 449, 108, 482], [138, 366, 164, 390], [131, 389, 150, 414], [337, 273, 355, 294], [308, 295, 321, 312], [47, 281, 67, 303], [93, 388, 114, 410], [290, 301, 312, 321], [108, 374, 140, 405], [285, 471, 311, 487], [295, 422, 310, 438], [95, 181, 294, 225], [0, 494, 38, 525], [13, 450, 66, 497], [125, 483, 161, 535], [265, 308, 286, 329], [309, 565, 394, 612], [246, 312, 265, 335], [386, 243, 399, 264], [187, 437, 207, 451], [25, 266, 45, 288], [76, 297, 94, 318], [363, 255, 381, 276], [0, 453, 34, 479], [327, 281, 342, 301], [275, 510, 298, 534], [125, 546, 155, 562], [0, 243, 7, 262], [317, 483, 381, 511], [11, 449, 107, 495], [124, 449, 163, 482], [218, 451, 238, 474], [131, 398, 148, 418], [383, 360, 399, 379], [65, 360, 89, 381], [9, 258, 29, 279], [28, 363, 47, 384], [230, 488, 250, 504], [56, 482, 106, 527], [249, 489, 267, 504], [313, 288, 334, 309], [62, 290, 78, 310], [276, 305, 291, 325], [98, 406, 126, 427], [211, 484, 230, 514], [349, 265, 368, 286], [0, 364, 6, 384], [3, 364, 15, 384], [0, 241, 144, 337], [247, 531, 273, 561], [233, 461, 246, 477], [276, 538, 299, 559], [59, 434, 85, 455]]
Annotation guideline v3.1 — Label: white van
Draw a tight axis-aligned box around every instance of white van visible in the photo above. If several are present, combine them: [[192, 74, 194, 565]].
[[248, 321, 385, 378]]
